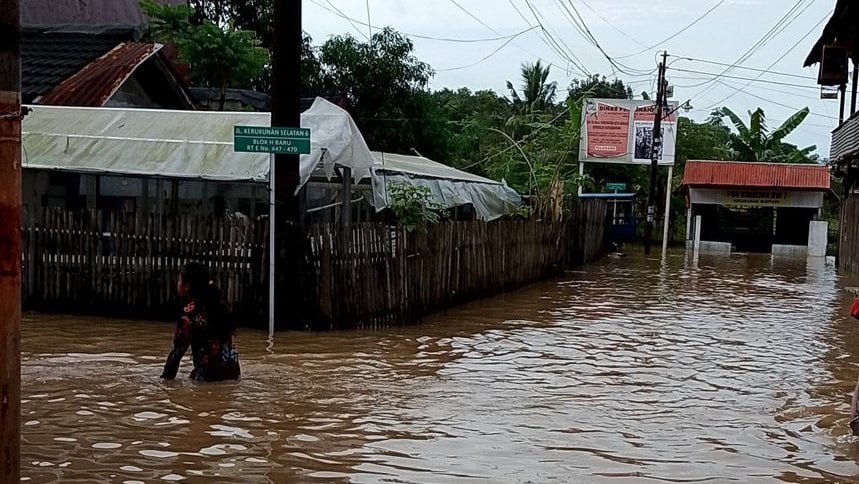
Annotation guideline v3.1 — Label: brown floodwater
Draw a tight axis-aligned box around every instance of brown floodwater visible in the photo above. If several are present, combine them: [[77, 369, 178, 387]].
[[18, 251, 859, 483]]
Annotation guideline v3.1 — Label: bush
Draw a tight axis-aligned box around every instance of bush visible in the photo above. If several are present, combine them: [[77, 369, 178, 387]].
[[387, 182, 446, 232]]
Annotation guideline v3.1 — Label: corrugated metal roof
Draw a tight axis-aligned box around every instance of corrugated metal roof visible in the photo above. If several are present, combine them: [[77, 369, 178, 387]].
[[39, 42, 161, 107], [22, 27, 137, 103], [682, 160, 830, 190]]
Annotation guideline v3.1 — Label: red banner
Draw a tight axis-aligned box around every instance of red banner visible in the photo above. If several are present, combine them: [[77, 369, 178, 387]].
[[585, 102, 630, 159]]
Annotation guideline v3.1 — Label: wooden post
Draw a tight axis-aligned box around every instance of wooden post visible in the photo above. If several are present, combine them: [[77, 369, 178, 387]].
[[271, 0, 304, 330], [852, 59, 858, 117], [86, 175, 97, 210], [341, 166, 352, 248], [0, 0, 21, 480], [661, 165, 673, 255]]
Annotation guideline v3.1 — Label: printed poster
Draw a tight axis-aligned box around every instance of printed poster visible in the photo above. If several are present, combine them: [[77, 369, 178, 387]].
[[585, 102, 631, 159], [632, 103, 677, 164]]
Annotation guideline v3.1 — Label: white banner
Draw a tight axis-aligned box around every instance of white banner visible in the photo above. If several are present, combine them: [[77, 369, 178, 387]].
[[689, 188, 824, 209], [579, 98, 678, 166]]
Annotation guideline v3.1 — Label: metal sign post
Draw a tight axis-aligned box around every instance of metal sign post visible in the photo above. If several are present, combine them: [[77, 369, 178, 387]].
[[234, 126, 310, 335]]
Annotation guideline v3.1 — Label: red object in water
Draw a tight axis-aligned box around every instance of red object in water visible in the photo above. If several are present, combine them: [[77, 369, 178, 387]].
[[851, 297, 859, 319]]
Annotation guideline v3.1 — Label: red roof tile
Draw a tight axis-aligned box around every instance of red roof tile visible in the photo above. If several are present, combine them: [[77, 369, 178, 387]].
[[39, 42, 161, 107], [682, 160, 830, 191]]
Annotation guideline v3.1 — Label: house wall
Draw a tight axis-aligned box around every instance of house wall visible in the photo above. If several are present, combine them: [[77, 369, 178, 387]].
[[104, 75, 159, 109], [22, 169, 267, 217]]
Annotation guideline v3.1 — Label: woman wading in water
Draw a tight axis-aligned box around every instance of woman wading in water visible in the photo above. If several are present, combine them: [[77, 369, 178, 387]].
[[161, 262, 241, 381]]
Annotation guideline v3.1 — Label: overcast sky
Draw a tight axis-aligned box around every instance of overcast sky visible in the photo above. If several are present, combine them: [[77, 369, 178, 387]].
[[304, 0, 838, 156]]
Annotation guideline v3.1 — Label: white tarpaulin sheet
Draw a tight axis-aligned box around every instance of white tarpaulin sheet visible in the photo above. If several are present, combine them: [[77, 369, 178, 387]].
[[369, 152, 522, 221], [21, 98, 374, 189]]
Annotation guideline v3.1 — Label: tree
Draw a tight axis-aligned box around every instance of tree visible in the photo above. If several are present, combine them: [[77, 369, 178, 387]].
[[506, 61, 557, 116], [314, 28, 435, 155], [431, 88, 510, 174], [718, 106, 818, 163], [140, 0, 268, 110], [675, 117, 731, 166], [567, 74, 633, 101]]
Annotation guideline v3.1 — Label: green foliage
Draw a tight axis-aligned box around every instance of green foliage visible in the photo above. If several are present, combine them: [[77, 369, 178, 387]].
[[310, 28, 436, 155], [140, 0, 193, 43], [387, 182, 446, 232], [140, 0, 268, 109], [506, 60, 557, 116], [717, 106, 818, 163], [567, 74, 633, 101]]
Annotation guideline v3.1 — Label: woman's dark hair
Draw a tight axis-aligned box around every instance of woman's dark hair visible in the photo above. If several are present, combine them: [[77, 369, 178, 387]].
[[180, 262, 233, 338]]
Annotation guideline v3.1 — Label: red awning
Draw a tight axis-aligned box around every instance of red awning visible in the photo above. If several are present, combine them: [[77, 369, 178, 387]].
[[682, 161, 830, 191]]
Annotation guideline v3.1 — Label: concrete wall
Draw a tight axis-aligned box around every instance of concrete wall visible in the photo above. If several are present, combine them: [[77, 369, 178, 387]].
[[807, 221, 828, 258], [699, 241, 732, 254], [772, 244, 808, 257]]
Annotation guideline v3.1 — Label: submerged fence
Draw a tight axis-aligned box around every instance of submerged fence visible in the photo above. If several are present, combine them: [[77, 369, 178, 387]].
[[307, 221, 569, 329], [21, 199, 609, 328]]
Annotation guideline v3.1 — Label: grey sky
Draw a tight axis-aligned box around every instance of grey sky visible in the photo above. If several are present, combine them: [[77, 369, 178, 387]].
[[304, 0, 837, 156]]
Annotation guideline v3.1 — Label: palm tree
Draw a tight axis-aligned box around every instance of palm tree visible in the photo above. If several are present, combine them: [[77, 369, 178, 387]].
[[506, 60, 557, 115], [718, 106, 818, 163]]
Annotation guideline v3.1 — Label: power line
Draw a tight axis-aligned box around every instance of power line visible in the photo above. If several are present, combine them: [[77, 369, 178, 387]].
[[577, 0, 648, 49], [520, 0, 592, 76], [308, 0, 533, 43], [671, 75, 822, 99], [710, 79, 837, 120], [699, 8, 831, 110], [671, 68, 820, 90], [321, 0, 370, 41], [672, 56, 817, 80], [446, 0, 578, 75], [553, 0, 653, 76], [365, 0, 372, 39], [615, 0, 727, 60], [437, 31, 535, 71], [687, 0, 809, 98]]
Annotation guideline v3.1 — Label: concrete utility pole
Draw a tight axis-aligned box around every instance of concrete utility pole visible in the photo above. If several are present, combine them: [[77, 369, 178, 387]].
[[271, 0, 305, 329], [644, 51, 668, 256], [0, 0, 22, 480]]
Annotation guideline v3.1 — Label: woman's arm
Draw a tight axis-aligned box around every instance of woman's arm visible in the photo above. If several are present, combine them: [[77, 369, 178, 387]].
[[160, 317, 192, 379]]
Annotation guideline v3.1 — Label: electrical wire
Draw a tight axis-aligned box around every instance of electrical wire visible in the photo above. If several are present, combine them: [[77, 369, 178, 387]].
[[671, 56, 817, 80], [615, 0, 727, 59], [699, 9, 832, 110], [520, 0, 592, 76], [553, 0, 654, 76], [671, 68, 820, 90], [308, 0, 533, 43], [321, 0, 369, 41], [437, 30, 537, 71], [687, 0, 811, 99], [710, 79, 838, 121]]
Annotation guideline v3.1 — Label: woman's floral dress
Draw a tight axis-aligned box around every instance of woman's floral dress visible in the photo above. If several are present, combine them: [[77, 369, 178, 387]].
[[161, 300, 241, 381]]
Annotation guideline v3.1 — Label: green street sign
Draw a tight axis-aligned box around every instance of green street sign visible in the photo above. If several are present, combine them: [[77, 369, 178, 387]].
[[607, 182, 626, 191], [234, 126, 311, 154]]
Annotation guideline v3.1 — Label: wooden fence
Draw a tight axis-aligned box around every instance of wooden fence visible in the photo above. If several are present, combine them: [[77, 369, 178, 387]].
[[21, 207, 268, 320], [21, 199, 608, 328], [841, 197, 859, 273], [569, 199, 609, 266], [307, 221, 570, 330]]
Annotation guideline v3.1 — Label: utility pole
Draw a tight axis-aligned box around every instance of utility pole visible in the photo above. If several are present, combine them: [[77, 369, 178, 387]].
[[644, 51, 668, 256], [0, 0, 21, 480], [271, 0, 304, 328]]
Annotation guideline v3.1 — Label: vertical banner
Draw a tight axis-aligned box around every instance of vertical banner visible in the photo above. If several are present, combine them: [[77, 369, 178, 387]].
[[579, 98, 678, 165]]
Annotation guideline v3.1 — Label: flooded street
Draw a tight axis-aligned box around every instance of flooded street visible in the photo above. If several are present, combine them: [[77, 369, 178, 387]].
[[19, 252, 859, 483]]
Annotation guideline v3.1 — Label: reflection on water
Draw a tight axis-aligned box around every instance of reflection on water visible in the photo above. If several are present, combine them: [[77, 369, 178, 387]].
[[19, 251, 859, 482]]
